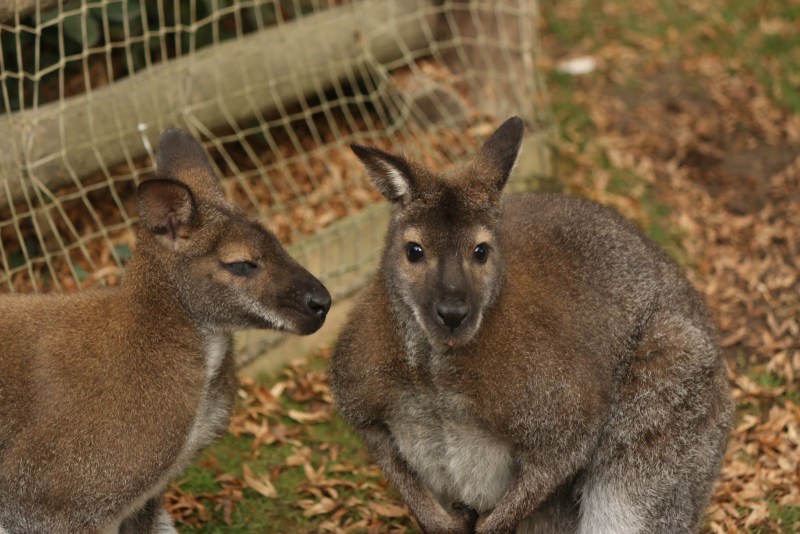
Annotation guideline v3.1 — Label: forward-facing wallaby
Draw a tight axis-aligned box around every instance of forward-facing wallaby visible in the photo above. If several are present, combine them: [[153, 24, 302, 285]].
[[330, 117, 732, 534], [0, 129, 331, 534]]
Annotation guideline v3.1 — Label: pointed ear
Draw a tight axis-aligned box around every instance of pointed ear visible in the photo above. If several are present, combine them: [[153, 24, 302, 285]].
[[156, 128, 225, 202], [351, 144, 416, 203], [137, 178, 197, 250], [473, 116, 525, 193]]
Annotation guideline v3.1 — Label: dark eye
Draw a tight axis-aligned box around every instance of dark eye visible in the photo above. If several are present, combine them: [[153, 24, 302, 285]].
[[473, 243, 490, 263], [223, 261, 258, 277], [406, 242, 424, 263]]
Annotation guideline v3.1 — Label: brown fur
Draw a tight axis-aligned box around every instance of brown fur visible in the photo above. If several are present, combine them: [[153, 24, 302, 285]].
[[331, 117, 732, 533], [0, 129, 331, 533]]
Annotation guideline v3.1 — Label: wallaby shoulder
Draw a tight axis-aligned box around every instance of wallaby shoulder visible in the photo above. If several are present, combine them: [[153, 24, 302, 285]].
[[499, 192, 714, 343], [501, 192, 674, 286], [0, 284, 209, 398]]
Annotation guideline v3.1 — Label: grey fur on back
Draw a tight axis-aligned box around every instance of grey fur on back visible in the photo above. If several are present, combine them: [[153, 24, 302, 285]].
[[330, 117, 732, 534]]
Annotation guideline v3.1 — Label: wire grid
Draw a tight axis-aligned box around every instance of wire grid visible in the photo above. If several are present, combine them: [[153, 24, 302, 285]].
[[0, 0, 553, 316]]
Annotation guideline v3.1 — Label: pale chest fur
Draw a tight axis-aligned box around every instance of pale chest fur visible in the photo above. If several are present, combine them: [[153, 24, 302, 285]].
[[102, 333, 233, 533], [178, 333, 234, 457], [387, 385, 515, 515]]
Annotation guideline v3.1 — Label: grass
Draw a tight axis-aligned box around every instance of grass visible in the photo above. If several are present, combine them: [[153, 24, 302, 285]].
[[769, 504, 800, 533]]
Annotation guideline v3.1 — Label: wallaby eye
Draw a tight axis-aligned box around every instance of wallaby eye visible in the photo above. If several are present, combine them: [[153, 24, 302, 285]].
[[223, 261, 258, 277], [406, 242, 424, 263], [473, 243, 490, 263]]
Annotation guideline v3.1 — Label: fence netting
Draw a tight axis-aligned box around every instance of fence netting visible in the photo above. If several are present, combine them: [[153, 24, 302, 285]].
[[0, 0, 553, 361]]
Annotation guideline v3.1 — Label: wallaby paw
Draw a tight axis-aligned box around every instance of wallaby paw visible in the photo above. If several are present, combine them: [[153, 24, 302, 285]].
[[419, 504, 478, 534], [474, 516, 516, 534], [452, 501, 479, 533]]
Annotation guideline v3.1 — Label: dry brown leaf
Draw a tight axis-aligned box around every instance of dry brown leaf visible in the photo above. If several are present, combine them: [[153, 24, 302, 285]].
[[242, 463, 278, 499], [368, 501, 409, 518], [300, 497, 340, 517], [286, 446, 313, 467], [288, 408, 331, 424]]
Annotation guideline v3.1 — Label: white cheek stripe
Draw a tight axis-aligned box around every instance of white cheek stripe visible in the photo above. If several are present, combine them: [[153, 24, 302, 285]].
[[239, 294, 295, 332]]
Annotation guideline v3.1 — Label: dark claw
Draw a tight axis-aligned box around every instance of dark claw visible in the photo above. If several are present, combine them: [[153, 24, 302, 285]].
[[452, 501, 479, 533]]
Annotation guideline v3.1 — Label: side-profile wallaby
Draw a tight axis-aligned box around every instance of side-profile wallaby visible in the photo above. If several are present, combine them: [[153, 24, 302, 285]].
[[330, 117, 733, 534], [0, 128, 331, 534]]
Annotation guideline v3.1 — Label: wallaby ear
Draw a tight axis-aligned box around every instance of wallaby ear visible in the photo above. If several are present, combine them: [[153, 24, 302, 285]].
[[351, 144, 416, 203], [137, 178, 197, 250], [473, 116, 525, 193], [156, 128, 225, 202]]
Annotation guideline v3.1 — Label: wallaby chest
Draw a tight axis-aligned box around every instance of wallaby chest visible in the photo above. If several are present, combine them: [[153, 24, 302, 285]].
[[179, 333, 235, 461], [386, 364, 515, 514]]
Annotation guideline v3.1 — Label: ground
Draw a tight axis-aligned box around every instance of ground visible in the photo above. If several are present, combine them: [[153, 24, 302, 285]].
[[168, 0, 799, 532]]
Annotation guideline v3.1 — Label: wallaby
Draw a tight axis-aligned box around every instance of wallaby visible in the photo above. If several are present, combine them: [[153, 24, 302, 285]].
[[330, 117, 733, 534], [0, 128, 331, 533]]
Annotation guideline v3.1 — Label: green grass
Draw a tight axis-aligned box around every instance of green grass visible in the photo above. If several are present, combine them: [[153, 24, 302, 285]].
[[752, 369, 800, 406], [770, 504, 800, 533]]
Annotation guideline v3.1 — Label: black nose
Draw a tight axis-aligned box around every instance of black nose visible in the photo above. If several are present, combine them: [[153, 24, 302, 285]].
[[437, 302, 469, 330], [306, 287, 332, 320]]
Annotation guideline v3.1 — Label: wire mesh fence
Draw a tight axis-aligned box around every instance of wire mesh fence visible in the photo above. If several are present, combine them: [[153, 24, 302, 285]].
[[0, 0, 553, 363]]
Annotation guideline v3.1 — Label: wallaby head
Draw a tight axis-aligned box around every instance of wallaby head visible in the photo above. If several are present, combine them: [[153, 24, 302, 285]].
[[136, 128, 331, 335], [351, 117, 523, 349]]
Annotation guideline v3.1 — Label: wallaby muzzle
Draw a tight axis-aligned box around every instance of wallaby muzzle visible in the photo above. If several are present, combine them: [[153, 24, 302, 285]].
[[431, 254, 476, 345], [295, 276, 332, 334], [437, 300, 469, 330]]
